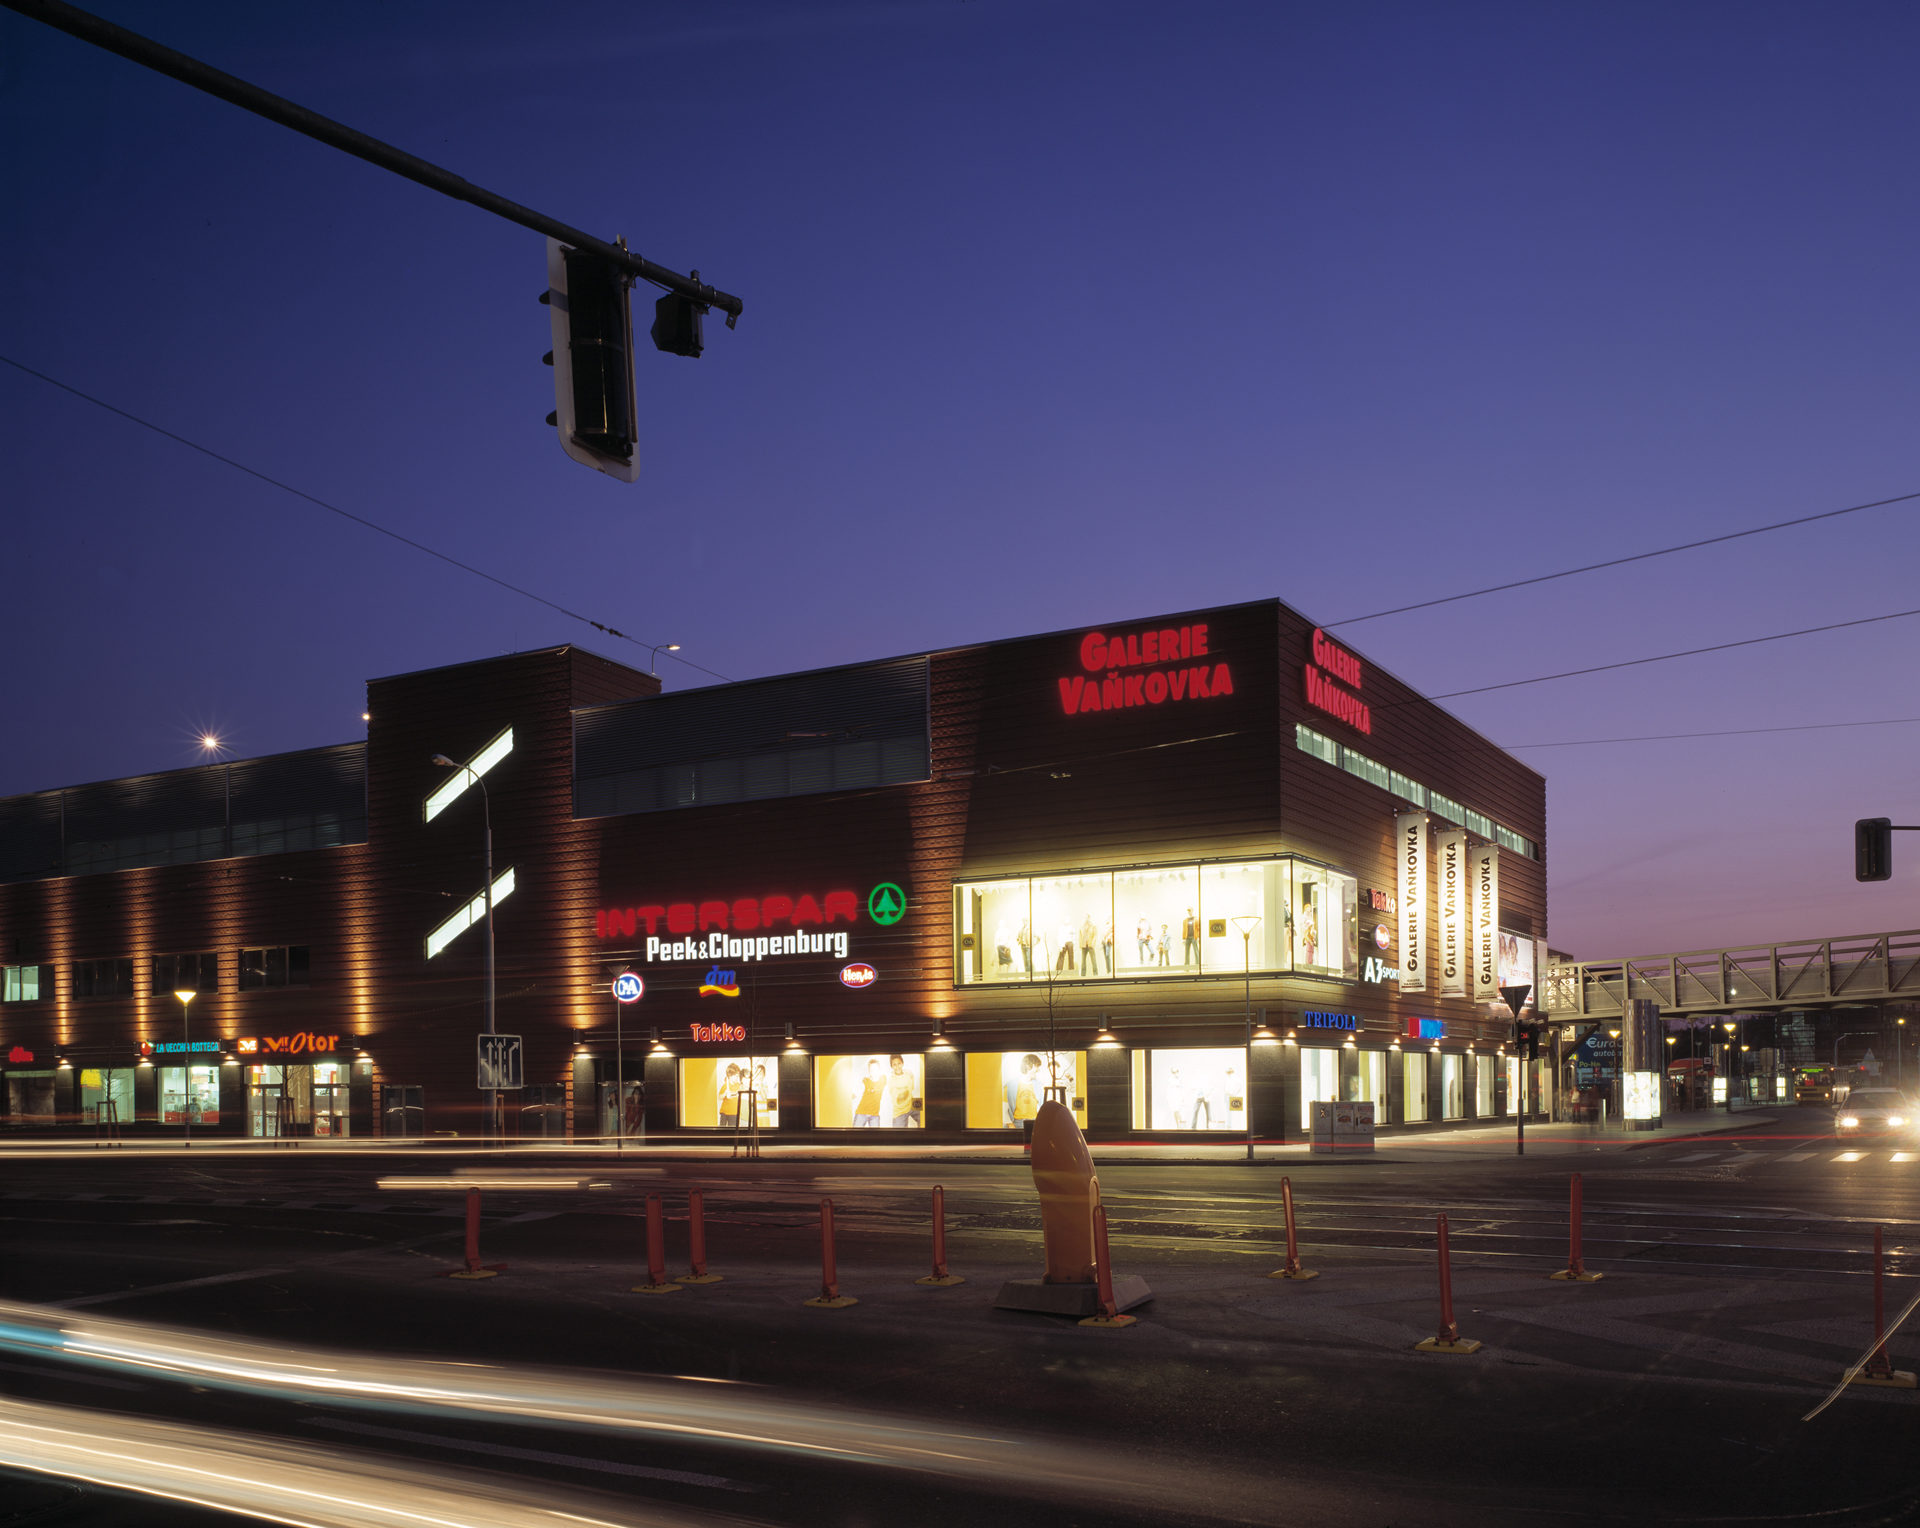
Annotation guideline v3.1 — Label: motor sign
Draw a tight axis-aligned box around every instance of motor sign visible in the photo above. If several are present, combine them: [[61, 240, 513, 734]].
[[612, 972, 644, 1004]]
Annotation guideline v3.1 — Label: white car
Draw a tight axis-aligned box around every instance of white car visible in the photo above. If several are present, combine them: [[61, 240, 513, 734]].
[[1834, 1087, 1914, 1138]]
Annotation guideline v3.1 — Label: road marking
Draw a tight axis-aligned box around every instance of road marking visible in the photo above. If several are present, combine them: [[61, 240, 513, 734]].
[[1892, 1152, 1916, 1163], [1670, 1152, 1719, 1162], [51, 1266, 292, 1309], [1778, 1152, 1815, 1162], [305, 1416, 755, 1491], [1835, 1151, 1866, 1163]]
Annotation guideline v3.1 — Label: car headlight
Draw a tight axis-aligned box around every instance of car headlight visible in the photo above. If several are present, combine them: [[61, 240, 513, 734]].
[[1841, 1116, 1861, 1127]]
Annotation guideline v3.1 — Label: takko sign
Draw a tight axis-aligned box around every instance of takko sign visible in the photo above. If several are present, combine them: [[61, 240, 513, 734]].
[[1303, 628, 1371, 735], [689, 1022, 746, 1043], [1057, 622, 1233, 716]]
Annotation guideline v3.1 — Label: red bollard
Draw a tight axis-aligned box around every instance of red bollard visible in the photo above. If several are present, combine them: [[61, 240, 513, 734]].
[[632, 1192, 681, 1294], [1549, 1171, 1603, 1282], [804, 1197, 857, 1307], [915, 1185, 965, 1286], [678, 1190, 723, 1284], [1268, 1175, 1319, 1280], [1415, 1213, 1480, 1353], [1078, 1203, 1137, 1328], [1852, 1224, 1917, 1387], [445, 1187, 502, 1280]]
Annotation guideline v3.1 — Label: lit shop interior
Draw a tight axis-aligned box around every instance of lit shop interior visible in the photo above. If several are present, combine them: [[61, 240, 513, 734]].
[[953, 856, 1361, 984]]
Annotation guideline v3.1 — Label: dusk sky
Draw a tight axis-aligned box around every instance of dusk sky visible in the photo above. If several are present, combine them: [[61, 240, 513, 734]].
[[5, 0, 1920, 959]]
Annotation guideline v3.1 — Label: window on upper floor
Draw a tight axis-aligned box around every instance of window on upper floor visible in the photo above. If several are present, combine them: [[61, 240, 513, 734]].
[[239, 946, 310, 990], [1, 965, 48, 1002], [152, 952, 219, 996], [72, 958, 134, 999]]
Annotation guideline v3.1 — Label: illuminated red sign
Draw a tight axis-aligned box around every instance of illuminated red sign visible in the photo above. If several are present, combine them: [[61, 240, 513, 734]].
[[6, 1047, 32, 1064], [1058, 622, 1233, 716], [690, 1022, 747, 1043], [597, 890, 861, 941], [1304, 627, 1371, 735], [839, 963, 877, 988], [241, 1033, 339, 1055]]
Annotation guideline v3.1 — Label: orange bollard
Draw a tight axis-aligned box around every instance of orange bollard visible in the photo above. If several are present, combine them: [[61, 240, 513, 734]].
[[445, 1187, 502, 1279], [1549, 1171, 1603, 1282], [1078, 1204, 1137, 1328], [804, 1197, 857, 1307], [1414, 1213, 1480, 1353], [916, 1185, 965, 1286], [1268, 1175, 1319, 1280], [632, 1192, 682, 1294], [1852, 1225, 1917, 1388], [677, 1190, 723, 1284]]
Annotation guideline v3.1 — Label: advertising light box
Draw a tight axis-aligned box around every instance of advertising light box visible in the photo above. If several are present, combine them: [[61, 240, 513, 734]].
[[964, 1050, 1087, 1128], [679, 1057, 780, 1129], [815, 1053, 924, 1129], [1623, 1070, 1661, 1121]]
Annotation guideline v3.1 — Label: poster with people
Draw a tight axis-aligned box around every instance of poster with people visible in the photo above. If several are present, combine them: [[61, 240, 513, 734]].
[[814, 1053, 925, 1128], [963, 1050, 1087, 1128], [678, 1057, 780, 1129]]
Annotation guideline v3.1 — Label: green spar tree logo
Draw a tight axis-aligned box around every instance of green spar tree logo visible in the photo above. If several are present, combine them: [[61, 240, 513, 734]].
[[867, 882, 907, 925]]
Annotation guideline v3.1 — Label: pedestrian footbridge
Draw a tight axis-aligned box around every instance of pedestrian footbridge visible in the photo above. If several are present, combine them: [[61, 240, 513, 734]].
[[1543, 929, 1920, 1018]]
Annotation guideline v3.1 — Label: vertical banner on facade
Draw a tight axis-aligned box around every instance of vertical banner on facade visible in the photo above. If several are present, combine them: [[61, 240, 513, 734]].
[[1472, 844, 1499, 1001], [1437, 828, 1466, 997], [1396, 812, 1427, 994]]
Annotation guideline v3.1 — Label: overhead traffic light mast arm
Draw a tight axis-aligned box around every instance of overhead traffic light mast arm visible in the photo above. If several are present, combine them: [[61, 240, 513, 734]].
[[3, 0, 744, 326]]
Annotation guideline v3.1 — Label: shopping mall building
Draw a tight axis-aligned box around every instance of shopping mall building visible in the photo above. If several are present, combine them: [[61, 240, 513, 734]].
[[0, 598, 1548, 1143]]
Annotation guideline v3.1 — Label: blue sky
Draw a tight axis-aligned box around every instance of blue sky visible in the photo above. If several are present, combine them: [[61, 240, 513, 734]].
[[5, 0, 1920, 955]]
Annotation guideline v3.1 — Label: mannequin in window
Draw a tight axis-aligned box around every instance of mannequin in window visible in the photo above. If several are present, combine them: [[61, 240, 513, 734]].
[[1156, 924, 1172, 967], [1181, 908, 1200, 967], [1079, 914, 1098, 976], [1055, 921, 1076, 972]]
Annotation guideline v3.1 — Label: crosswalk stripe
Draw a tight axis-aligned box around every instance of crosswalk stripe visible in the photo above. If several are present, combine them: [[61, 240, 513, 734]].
[[1835, 1151, 1866, 1162], [1670, 1151, 1719, 1162], [1892, 1152, 1916, 1163], [1779, 1151, 1815, 1162]]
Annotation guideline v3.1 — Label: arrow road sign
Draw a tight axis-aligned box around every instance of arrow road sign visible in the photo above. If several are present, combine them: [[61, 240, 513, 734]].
[[477, 1033, 523, 1091]]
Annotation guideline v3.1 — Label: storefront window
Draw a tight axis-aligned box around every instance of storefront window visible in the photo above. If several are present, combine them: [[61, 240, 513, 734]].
[[6, 1071, 57, 1122], [1476, 1056, 1495, 1117], [1300, 1047, 1339, 1119], [1440, 1054, 1465, 1120], [311, 1061, 348, 1136], [964, 1050, 1086, 1128], [814, 1053, 924, 1128], [79, 1067, 134, 1128], [1131, 1047, 1246, 1131], [1403, 1053, 1429, 1122], [680, 1057, 780, 1129], [1507, 1057, 1522, 1116], [954, 856, 1357, 986], [160, 1065, 220, 1125], [1349, 1051, 1386, 1109], [599, 1080, 643, 1139]]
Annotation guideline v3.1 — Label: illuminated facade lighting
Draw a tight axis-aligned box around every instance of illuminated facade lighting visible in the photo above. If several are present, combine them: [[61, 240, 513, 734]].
[[424, 869, 515, 959], [422, 727, 513, 823]]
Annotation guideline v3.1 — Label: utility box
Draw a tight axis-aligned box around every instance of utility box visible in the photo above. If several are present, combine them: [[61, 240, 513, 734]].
[[1310, 1099, 1375, 1154]]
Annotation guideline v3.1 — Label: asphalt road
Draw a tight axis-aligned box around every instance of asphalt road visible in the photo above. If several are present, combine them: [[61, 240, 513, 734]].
[[0, 1114, 1914, 1527]]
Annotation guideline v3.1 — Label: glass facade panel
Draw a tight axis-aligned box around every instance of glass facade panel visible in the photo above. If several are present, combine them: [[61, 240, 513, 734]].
[[1114, 865, 1199, 975], [79, 1067, 133, 1127], [679, 1057, 780, 1129], [964, 1050, 1086, 1128], [159, 1065, 219, 1125], [954, 877, 1033, 985], [1286, 861, 1358, 978], [1440, 1054, 1465, 1119], [1300, 1047, 1339, 1118], [1476, 1055, 1495, 1117], [1198, 860, 1279, 972], [1031, 871, 1113, 980], [1140, 1048, 1246, 1131], [815, 1053, 924, 1129], [1403, 1053, 1429, 1121], [1349, 1050, 1387, 1108]]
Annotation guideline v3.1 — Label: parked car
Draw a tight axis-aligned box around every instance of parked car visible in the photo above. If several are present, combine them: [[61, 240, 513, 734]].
[[1834, 1087, 1914, 1139]]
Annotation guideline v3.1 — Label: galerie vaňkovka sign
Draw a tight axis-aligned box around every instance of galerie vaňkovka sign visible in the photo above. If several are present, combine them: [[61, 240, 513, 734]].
[[1303, 627, 1371, 735], [1057, 623, 1233, 715]]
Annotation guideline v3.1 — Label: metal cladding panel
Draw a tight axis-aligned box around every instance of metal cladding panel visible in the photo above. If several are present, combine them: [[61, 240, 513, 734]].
[[0, 794, 62, 885], [226, 744, 367, 825]]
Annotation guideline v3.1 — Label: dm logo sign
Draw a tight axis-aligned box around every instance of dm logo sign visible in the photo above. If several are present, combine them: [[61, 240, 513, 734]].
[[867, 882, 907, 925], [699, 966, 741, 997], [612, 971, 644, 1004]]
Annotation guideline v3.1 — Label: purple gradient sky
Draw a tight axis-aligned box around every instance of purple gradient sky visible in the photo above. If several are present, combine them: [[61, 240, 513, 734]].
[[4, 1, 1919, 959]]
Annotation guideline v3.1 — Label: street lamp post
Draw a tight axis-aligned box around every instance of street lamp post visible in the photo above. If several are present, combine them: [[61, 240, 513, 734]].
[[432, 753, 497, 1144], [173, 988, 196, 1147], [646, 642, 680, 675], [1722, 1020, 1738, 1110], [1231, 914, 1261, 1162]]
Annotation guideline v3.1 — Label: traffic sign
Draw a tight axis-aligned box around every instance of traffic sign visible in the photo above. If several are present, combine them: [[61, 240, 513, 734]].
[[477, 1033, 523, 1091], [612, 971, 644, 1004]]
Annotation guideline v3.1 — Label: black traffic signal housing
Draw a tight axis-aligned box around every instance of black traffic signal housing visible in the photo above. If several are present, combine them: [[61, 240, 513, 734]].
[[543, 239, 639, 482], [1512, 1023, 1540, 1061], [1857, 817, 1894, 882], [650, 290, 705, 358]]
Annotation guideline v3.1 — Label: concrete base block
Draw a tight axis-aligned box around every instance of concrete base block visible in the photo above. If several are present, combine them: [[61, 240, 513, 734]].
[[1850, 1368, 1917, 1389], [994, 1275, 1152, 1317]]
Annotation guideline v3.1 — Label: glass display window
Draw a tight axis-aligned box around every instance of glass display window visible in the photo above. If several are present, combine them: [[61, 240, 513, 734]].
[[1403, 1053, 1429, 1121], [955, 877, 1035, 985], [1030, 872, 1114, 980], [79, 1067, 134, 1128], [1349, 1050, 1386, 1108], [814, 1053, 924, 1129], [1440, 1054, 1465, 1119], [6, 1071, 56, 1122], [160, 1065, 220, 1125], [1300, 1047, 1339, 1118], [1286, 862, 1358, 978], [1114, 866, 1200, 976], [1136, 1047, 1246, 1132], [1199, 860, 1279, 973], [1475, 1056, 1495, 1117], [964, 1050, 1086, 1128], [1506, 1056, 1523, 1115], [680, 1057, 781, 1129]]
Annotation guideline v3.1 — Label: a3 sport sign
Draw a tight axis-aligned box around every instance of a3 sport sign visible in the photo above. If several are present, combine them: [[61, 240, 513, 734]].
[[596, 881, 909, 969]]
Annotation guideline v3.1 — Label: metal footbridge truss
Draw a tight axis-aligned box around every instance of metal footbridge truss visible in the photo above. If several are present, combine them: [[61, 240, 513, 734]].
[[1543, 929, 1920, 1018]]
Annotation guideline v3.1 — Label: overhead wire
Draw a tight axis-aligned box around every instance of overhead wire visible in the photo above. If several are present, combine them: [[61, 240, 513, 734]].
[[1503, 716, 1920, 749], [0, 352, 733, 683]]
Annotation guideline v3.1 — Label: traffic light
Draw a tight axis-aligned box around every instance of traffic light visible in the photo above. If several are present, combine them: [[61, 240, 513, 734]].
[[1512, 1024, 1540, 1061], [650, 290, 705, 358], [1857, 817, 1894, 882], [543, 239, 639, 482]]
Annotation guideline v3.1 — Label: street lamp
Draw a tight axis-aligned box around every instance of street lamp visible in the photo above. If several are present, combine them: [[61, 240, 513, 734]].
[[1231, 914, 1261, 1162], [173, 988, 196, 1147], [647, 642, 680, 675], [432, 752, 497, 1143]]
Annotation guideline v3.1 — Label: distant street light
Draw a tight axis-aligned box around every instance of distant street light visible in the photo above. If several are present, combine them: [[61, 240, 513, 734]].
[[647, 643, 680, 675], [1231, 914, 1261, 1162], [173, 988, 196, 1147]]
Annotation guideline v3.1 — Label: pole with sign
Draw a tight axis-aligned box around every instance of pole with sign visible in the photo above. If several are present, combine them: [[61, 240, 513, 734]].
[[1501, 984, 1531, 1157], [612, 970, 643, 1153]]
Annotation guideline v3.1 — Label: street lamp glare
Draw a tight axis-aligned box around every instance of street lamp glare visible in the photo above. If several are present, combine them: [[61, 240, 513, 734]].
[[431, 754, 458, 768], [173, 989, 196, 1005], [199, 733, 219, 752]]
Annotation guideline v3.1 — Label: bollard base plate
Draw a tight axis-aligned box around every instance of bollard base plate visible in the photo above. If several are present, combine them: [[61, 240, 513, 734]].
[[1548, 1267, 1604, 1282], [1077, 1312, 1138, 1328], [631, 1282, 683, 1294], [1267, 1267, 1320, 1281], [803, 1295, 859, 1308], [676, 1273, 724, 1285], [445, 1266, 505, 1280], [1415, 1336, 1483, 1354], [994, 1275, 1152, 1317], [915, 1273, 966, 1286], [1850, 1368, 1917, 1389]]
